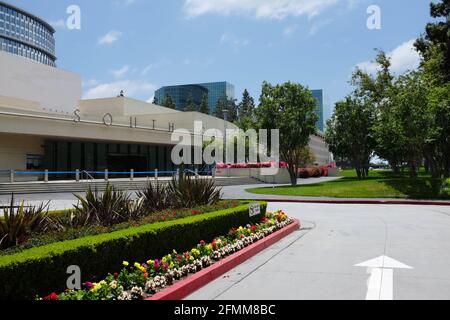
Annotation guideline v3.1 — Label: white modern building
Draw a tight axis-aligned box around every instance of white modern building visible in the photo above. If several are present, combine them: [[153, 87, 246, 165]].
[[0, 2, 332, 182]]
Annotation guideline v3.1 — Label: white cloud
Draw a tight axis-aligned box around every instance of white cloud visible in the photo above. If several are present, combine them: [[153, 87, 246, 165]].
[[83, 80, 156, 99], [110, 65, 130, 78], [98, 31, 122, 45], [184, 0, 343, 20], [220, 32, 249, 52], [356, 39, 421, 74]]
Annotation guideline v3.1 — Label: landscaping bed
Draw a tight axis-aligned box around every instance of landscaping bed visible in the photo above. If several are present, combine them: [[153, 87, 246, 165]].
[[38, 210, 293, 301], [0, 201, 267, 299]]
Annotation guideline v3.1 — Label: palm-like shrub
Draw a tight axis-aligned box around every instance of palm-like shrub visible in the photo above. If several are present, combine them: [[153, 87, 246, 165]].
[[168, 172, 222, 208], [0, 196, 51, 249], [72, 185, 137, 227], [136, 182, 175, 213]]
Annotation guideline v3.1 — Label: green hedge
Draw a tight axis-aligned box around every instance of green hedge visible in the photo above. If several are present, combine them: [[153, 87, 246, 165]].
[[0, 201, 266, 300]]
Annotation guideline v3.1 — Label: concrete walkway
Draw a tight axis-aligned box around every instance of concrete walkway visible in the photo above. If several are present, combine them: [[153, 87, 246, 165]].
[[187, 202, 450, 300]]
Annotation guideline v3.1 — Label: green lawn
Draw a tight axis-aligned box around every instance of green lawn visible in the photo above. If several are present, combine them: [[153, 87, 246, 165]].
[[247, 170, 446, 199]]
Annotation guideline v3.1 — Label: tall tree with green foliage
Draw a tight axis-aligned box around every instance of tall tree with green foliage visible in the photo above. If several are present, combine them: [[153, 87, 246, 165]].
[[199, 93, 210, 114], [238, 89, 255, 118], [152, 97, 159, 105], [214, 96, 226, 119], [185, 94, 197, 112], [351, 51, 406, 173], [256, 81, 318, 186], [326, 96, 375, 179], [391, 71, 431, 178], [415, 0, 450, 84], [162, 94, 176, 110]]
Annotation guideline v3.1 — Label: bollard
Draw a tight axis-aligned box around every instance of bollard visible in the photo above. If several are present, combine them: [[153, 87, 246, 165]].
[[75, 169, 80, 182], [155, 169, 158, 184], [105, 169, 109, 182], [10, 169, 14, 183], [195, 168, 199, 179], [44, 170, 49, 183], [176, 168, 180, 180], [130, 169, 134, 181]]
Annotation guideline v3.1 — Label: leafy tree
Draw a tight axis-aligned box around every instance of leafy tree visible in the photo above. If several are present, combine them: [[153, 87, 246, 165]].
[[352, 51, 405, 173], [326, 96, 375, 179], [256, 81, 318, 185], [162, 94, 176, 110], [415, 0, 450, 83], [391, 72, 431, 177], [152, 97, 159, 105], [185, 94, 197, 112], [199, 93, 210, 114]]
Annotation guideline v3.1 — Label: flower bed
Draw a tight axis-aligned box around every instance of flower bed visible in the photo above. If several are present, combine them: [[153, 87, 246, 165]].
[[0, 201, 266, 299], [40, 210, 293, 301]]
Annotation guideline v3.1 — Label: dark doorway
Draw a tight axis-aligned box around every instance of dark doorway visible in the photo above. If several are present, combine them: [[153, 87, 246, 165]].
[[108, 154, 148, 174]]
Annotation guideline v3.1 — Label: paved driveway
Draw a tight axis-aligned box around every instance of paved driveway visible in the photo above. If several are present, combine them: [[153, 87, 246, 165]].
[[187, 202, 450, 300]]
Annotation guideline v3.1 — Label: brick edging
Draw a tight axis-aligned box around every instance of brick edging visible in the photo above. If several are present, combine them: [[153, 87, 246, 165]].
[[147, 219, 301, 301]]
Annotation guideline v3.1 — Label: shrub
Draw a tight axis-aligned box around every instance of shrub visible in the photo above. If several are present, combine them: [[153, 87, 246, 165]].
[[72, 185, 143, 227], [136, 182, 175, 213], [298, 168, 309, 179], [306, 167, 321, 178], [0, 196, 52, 250], [168, 173, 221, 208], [441, 178, 450, 199], [0, 201, 266, 299]]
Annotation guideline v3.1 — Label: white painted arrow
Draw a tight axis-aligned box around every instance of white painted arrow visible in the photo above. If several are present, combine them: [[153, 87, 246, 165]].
[[354, 255, 413, 300]]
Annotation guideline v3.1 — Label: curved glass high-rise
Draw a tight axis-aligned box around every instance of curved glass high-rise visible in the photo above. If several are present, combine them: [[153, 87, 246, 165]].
[[0, 1, 56, 67]]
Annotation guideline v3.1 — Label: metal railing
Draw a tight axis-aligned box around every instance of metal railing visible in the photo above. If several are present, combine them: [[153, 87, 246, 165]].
[[1, 169, 214, 184]]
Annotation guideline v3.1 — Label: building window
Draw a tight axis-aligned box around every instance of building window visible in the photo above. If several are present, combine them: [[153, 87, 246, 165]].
[[26, 154, 44, 171]]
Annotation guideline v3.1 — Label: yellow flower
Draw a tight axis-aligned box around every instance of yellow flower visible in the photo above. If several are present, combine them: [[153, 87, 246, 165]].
[[134, 262, 141, 269], [147, 260, 155, 266], [123, 261, 129, 267], [91, 283, 102, 292], [169, 262, 175, 269]]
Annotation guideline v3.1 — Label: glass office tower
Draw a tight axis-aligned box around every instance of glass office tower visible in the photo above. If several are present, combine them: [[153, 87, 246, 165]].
[[154, 82, 235, 114], [197, 82, 235, 113], [154, 84, 207, 111], [0, 1, 56, 67], [312, 89, 324, 132]]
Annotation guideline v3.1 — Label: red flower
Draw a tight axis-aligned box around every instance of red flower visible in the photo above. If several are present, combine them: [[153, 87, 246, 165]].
[[251, 225, 257, 232], [43, 292, 58, 301], [212, 240, 218, 250], [113, 273, 119, 279], [200, 240, 206, 246]]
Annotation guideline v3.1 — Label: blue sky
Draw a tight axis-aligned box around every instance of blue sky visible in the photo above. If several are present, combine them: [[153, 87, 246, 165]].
[[7, 0, 431, 121]]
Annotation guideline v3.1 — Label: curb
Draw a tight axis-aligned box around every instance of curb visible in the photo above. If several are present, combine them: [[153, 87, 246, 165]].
[[147, 219, 301, 301], [254, 199, 450, 206]]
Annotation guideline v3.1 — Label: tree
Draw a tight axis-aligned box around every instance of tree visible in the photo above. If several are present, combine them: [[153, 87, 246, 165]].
[[325, 96, 375, 179], [415, 0, 450, 83], [152, 96, 159, 105], [238, 89, 255, 119], [162, 94, 176, 110], [255, 81, 318, 186], [199, 93, 210, 114], [214, 96, 226, 119], [390, 72, 431, 178], [352, 51, 405, 173], [226, 98, 238, 123], [184, 94, 197, 112]]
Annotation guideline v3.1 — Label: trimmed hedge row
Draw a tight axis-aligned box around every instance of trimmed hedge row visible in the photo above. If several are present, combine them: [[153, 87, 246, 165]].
[[0, 201, 266, 300]]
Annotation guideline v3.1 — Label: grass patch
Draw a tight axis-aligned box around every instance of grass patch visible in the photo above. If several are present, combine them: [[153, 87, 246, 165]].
[[247, 170, 447, 199]]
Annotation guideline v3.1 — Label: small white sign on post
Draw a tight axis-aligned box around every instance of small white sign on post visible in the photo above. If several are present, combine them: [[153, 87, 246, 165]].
[[249, 203, 261, 217]]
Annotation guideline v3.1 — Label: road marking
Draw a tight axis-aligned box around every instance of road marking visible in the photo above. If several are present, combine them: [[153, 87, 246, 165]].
[[355, 255, 413, 300]]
